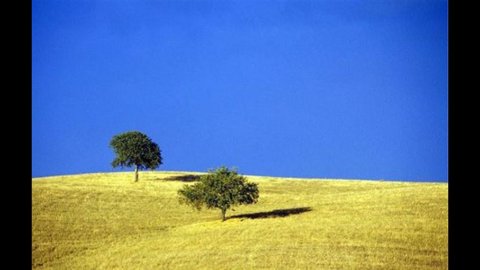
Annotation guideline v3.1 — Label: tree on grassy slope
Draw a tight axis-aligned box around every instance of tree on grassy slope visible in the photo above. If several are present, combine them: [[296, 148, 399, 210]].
[[178, 166, 259, 221], [110, 131, 162, 182]]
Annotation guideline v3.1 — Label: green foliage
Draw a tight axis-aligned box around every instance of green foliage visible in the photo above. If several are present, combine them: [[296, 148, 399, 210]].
[[110, 131, 162, 181], [178, 166, 259, 221]]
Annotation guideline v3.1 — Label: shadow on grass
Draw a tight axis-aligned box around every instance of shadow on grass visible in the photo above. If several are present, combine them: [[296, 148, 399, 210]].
[[229, 207, 312, 220], [158, 174, 201, 182]]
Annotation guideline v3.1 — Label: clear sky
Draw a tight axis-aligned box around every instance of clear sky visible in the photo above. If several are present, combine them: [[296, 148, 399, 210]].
[[32, 0, 448, 181]]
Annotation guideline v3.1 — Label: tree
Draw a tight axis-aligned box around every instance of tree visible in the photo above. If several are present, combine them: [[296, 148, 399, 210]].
[[178, 166, 259, 221], [109, 131, 162, 182]]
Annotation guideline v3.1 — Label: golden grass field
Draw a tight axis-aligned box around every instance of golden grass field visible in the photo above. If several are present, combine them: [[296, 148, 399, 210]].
[[32, 171, 447, 269]]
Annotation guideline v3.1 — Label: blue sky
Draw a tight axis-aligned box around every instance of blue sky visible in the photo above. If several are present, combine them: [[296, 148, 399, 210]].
[[32, 0, 448, 181]]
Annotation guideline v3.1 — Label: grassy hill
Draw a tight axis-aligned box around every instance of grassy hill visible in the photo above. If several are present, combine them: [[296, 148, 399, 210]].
[[32, 172, 447, 269]]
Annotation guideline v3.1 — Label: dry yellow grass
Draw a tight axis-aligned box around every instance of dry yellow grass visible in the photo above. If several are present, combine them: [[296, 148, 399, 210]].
[[32, 171, 447, 269]]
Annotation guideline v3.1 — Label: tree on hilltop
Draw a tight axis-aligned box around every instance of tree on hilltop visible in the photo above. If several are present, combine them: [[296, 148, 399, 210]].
[[109, 131, 162, 182], [178, 166, 259, 221]]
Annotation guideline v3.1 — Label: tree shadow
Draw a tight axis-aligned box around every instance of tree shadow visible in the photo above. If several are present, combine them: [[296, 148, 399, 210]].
[[158, 174, 201, 182], [228, 207, 312, 220]]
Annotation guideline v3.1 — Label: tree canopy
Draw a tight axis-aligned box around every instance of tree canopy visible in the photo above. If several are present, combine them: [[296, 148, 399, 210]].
[[110, 131, 162, 181], [178, 166, 259, 221]]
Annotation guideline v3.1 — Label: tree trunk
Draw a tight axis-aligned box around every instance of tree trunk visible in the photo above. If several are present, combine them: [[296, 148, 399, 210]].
[[134, 165, 139, 182], [221, 208, 227, 222]]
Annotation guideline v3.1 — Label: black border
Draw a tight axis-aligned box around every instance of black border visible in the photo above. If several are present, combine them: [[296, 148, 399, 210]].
[[12, 0, 33, 267], [448, 0, 470, 268]]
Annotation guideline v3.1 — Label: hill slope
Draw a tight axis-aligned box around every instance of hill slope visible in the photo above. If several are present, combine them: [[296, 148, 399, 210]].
[[32, 172, 447, 269]]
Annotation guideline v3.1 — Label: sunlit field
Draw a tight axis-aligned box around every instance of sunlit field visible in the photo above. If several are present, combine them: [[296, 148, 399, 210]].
[[32, 172, 447, 269]]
